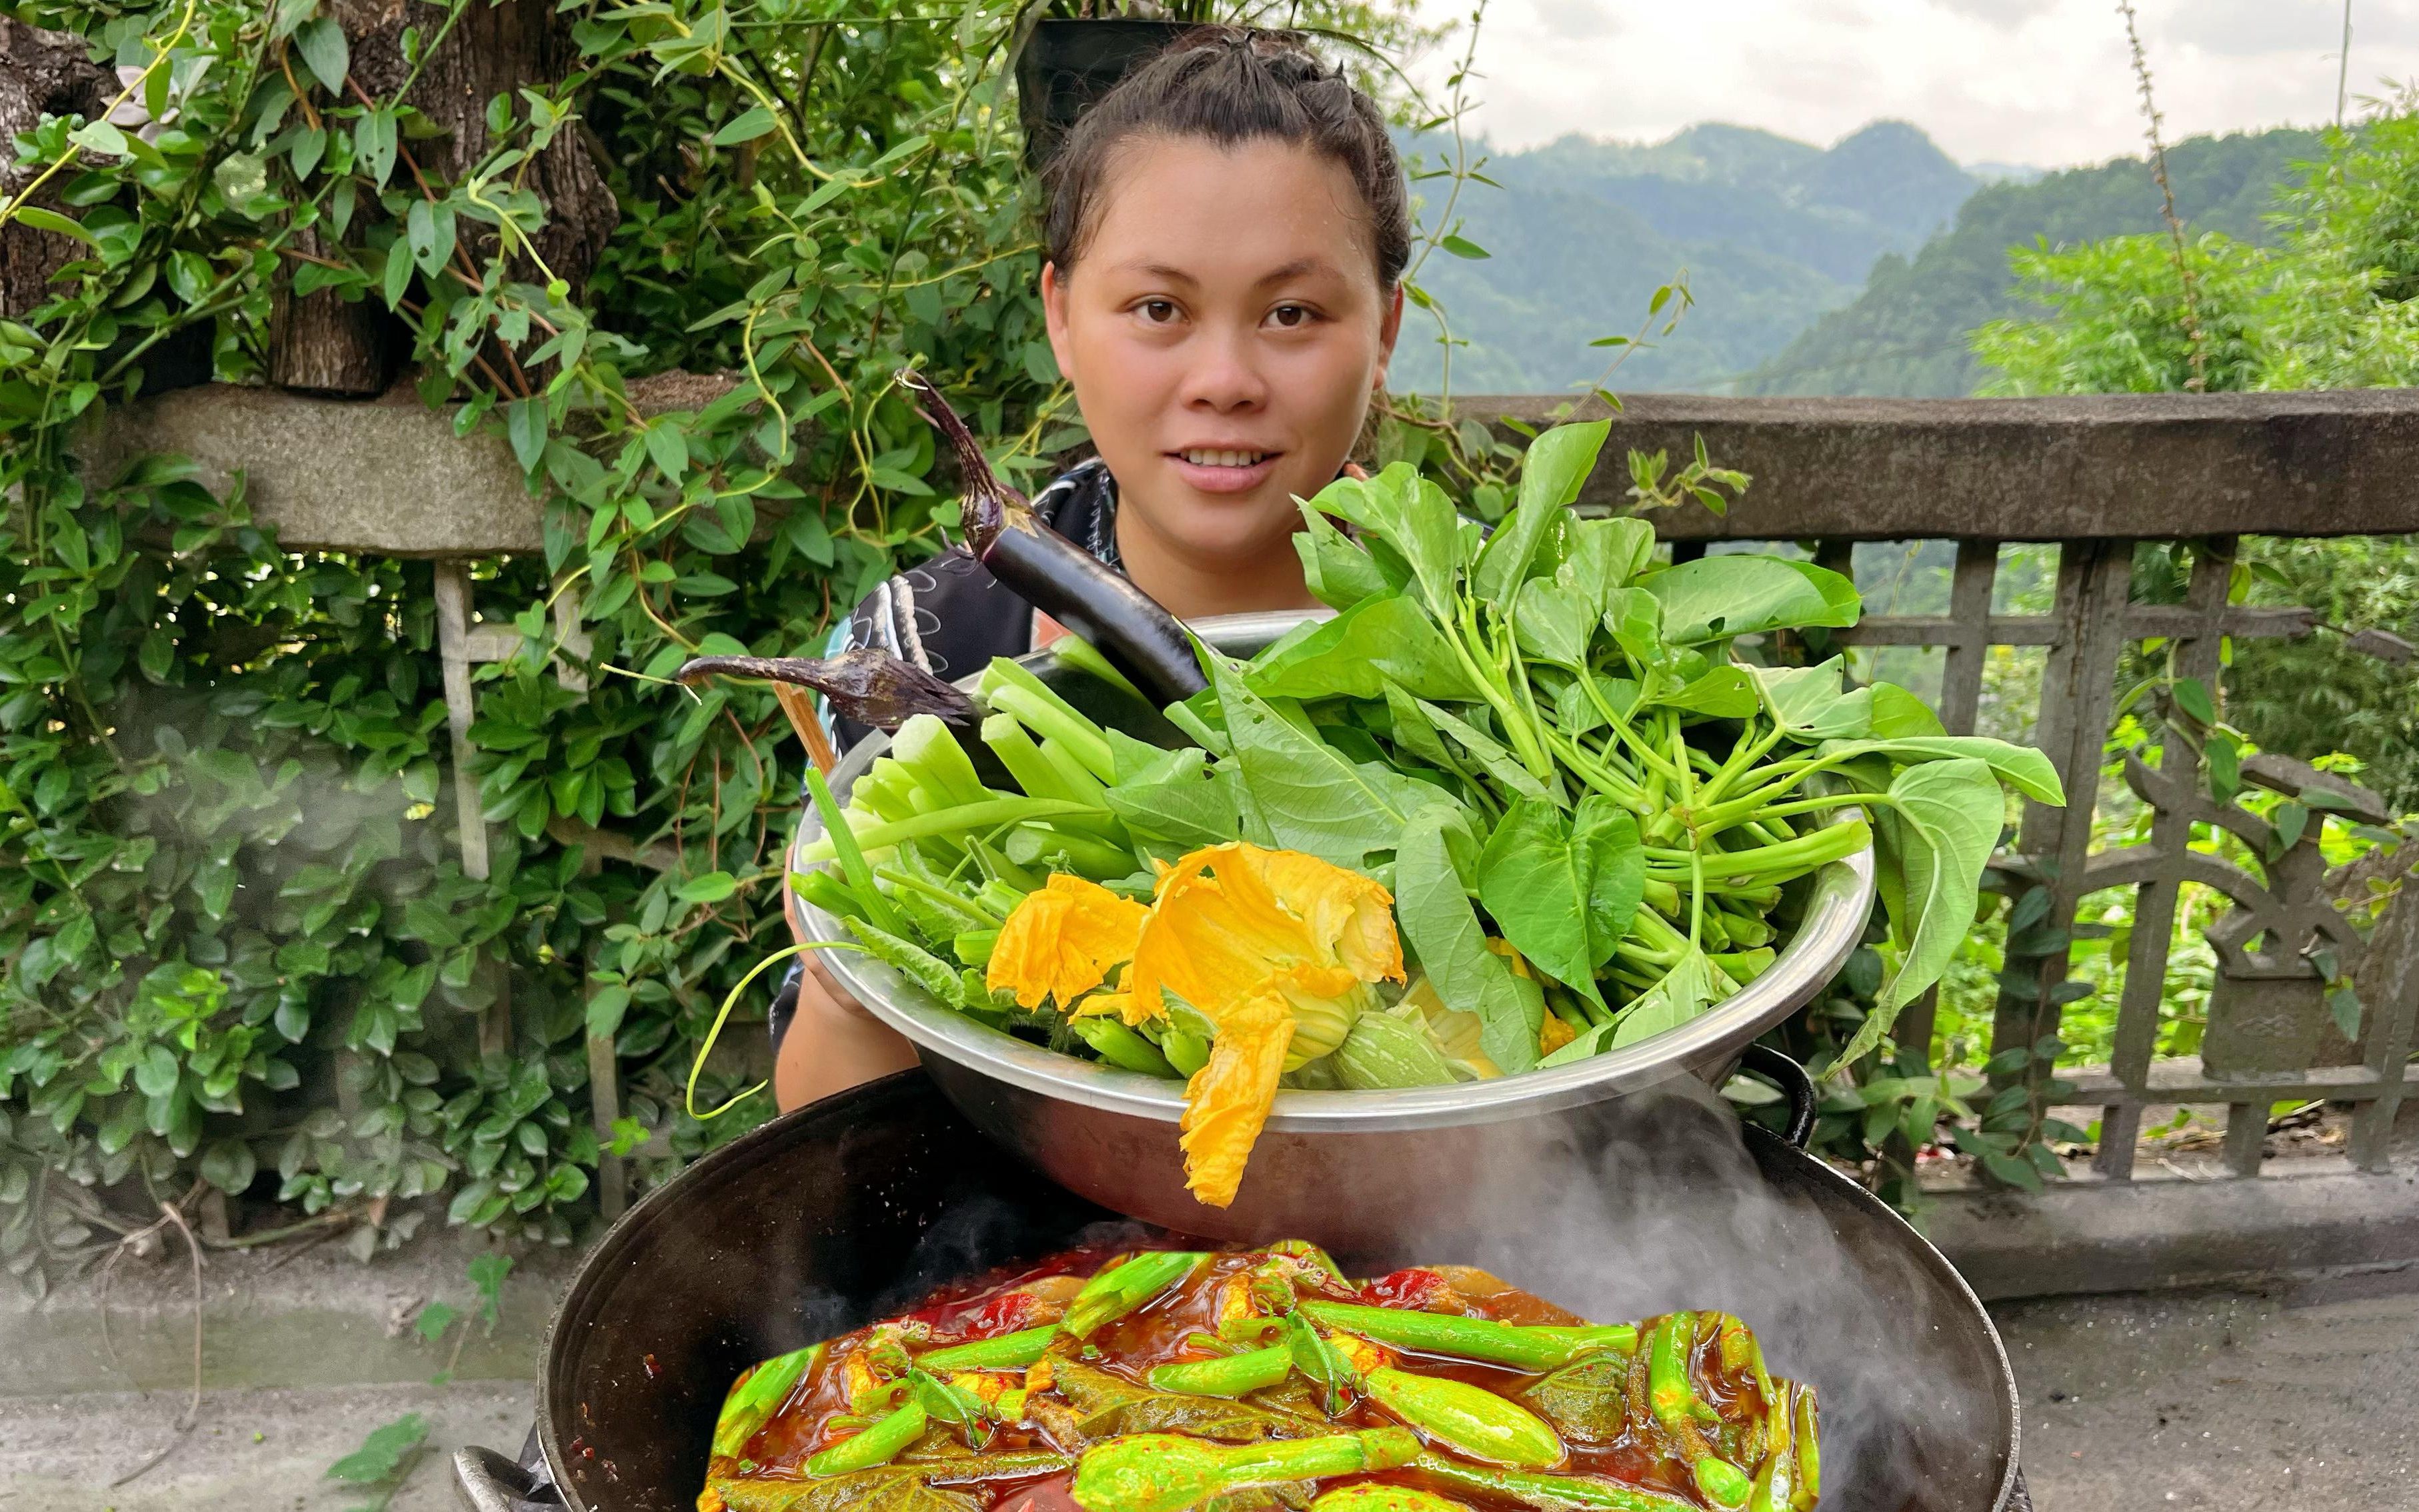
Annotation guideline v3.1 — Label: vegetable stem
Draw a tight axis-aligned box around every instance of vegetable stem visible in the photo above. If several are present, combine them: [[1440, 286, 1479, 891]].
[[1296, 1302, 1635, 1372], [799, 797, 1111, 862], [808, 766, 902, 936]]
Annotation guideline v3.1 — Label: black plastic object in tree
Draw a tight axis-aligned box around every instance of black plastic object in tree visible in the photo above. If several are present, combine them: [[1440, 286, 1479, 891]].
[[1014, 17, 1194, 171], [451, 1069, 2028, 1512]]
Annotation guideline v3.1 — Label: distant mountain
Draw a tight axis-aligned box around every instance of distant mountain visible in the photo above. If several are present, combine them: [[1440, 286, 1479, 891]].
[[1965, 161, 2047, 185], [1736, 127, 2324, 397], [1390, 121, 1980, 394]]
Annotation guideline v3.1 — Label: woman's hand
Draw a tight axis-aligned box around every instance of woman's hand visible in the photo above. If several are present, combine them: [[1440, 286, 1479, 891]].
[[773, 949, 921, 1112]]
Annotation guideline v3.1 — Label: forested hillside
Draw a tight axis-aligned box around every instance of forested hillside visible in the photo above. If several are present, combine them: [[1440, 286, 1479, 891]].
[[1390, 121, 1978, 393], [1737, 127, 2322, 396]]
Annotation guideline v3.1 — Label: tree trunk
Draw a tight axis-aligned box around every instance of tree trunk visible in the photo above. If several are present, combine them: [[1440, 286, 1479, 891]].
[[269, 0, 616, 396], [0, 19, 111, 321]]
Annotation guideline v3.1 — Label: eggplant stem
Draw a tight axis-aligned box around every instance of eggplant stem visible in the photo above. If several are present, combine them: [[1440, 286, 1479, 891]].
[[897, 369, 1020, 552]]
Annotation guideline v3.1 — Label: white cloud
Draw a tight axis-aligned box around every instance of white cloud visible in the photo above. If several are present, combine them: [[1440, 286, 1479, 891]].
[[1436, 0, 2419, 168], [1932, 0, 2059, 25]]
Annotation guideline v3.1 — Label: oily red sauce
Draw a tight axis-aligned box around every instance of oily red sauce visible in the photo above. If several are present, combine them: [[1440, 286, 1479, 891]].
[[708, 1245, 1784, 1512]]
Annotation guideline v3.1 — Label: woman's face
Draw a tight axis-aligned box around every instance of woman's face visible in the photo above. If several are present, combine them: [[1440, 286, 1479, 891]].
[[1043, 135, 1402, 573]]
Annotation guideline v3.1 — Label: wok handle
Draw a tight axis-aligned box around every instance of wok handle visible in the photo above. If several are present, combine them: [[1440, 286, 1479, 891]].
[[453, 1443, 566, 1511], [1736, 1044, 1816, 1149]]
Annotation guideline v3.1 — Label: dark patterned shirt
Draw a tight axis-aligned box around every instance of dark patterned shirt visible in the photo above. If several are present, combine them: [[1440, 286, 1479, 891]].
[[819, 459, 1120, 752]]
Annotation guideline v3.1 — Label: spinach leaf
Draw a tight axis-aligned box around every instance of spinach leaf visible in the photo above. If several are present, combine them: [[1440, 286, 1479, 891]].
[[1472, 419, 1610, 604], [1818, 737, 2064, 805], [1294, 505, 1394, 611], [1318, 464, 1467, 621], [1856, 757, 2006, 1057], [1247, 593, 1474, 701], [1212, 655, 1438, 868], [1105, 746, 1242, 847], [1521, 1353, 1633, 1439], [1652, 664, 1758, 719], [1414, 696, 1562, 805], [1512, 576, 1596, 669], [1105, 727, 1183, 782], [1610, 947, 1715, 1048], [1477, 801, 1608, 1011], [1384, 681, 1465, 777], [1552, 673, 1640, 737], [1601, 587, 1670, 673], [1396, 807, 1542, 1073], [1536, 1021, 1612, 1067], [1870, 682, 1948, 739], [1748, 658, 1872, 739], [1641, 555, 1860, 645], [1557, 515, 1656, 604], [1574, 797, 1645, 968]]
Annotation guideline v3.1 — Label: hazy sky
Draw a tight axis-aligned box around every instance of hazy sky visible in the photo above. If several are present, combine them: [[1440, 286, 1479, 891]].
[[1449, 0, 2419, 167]]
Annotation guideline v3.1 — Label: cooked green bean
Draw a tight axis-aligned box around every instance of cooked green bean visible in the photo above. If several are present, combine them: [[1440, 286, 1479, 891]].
[[804, 1401, 926, 1477], [1062, 1251, 1210, 1340], [1412, 1455, 1698, 1512], [1298, 1301, 1635, 1372], [1071, 1429, 1420, 1512], [1646, 1313, 1695, 1429], [711, 1343, 823, 1459], [916, 1325, 1057, 1372]]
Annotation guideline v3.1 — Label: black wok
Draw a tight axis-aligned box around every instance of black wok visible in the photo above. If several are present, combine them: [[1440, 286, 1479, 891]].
[[453, 1069, 2026, 1512]]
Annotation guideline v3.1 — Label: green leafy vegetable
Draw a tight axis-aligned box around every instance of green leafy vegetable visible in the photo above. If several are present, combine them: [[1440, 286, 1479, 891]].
[[1398, 809, 1542, 1073]]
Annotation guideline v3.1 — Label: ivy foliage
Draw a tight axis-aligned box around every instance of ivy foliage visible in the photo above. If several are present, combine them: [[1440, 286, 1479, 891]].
[[0, 0, 1444, 1287]]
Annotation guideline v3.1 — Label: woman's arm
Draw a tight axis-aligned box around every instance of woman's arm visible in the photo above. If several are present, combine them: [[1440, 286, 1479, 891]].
[[773, 949, 921, 1111]]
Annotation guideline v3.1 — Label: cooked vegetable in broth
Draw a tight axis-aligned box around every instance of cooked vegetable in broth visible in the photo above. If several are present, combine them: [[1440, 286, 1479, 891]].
[[700, 1243, 1817, 1512]]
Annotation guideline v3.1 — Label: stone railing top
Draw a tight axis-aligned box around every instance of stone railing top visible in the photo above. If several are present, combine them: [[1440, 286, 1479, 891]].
[[87, 382, 2419, 556], [1464, 389, 2419, 541]]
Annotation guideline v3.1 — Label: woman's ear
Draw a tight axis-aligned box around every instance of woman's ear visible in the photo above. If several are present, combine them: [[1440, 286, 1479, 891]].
[[1041, 261, 1077, 385], [1372, 282, 1406, 391]]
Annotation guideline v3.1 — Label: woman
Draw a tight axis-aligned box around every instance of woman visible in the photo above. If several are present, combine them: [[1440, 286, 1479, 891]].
[[773, 28, 1411, 1111]]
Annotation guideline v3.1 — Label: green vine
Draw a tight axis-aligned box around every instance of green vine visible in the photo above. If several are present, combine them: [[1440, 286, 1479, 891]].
[[0, 0, 1480, 1284]]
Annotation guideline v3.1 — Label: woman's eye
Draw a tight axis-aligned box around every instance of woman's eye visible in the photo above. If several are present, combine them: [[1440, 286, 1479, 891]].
[[1137, 299, 1177, 324], [1269, 304, 1312, 329]]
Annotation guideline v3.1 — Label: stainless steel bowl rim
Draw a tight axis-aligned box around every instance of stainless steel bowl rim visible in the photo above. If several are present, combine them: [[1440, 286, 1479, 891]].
[[804, 610, 1878, 1134]]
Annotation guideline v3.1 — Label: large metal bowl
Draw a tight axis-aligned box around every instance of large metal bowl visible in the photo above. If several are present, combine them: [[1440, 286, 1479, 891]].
[[801, 612, 1876, 1248]]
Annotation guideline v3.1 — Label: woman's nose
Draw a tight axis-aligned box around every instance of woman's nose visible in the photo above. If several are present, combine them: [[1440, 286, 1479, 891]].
[[1179, 327, 1268, 412]]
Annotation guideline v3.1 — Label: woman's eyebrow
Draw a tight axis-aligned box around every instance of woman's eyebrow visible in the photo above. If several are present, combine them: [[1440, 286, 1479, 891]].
[[1254, 257, 1328, 286], [1114, 261, 1200, 285]]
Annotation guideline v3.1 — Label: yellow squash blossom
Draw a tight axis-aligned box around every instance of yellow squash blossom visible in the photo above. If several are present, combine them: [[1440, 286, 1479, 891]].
[[1125, 843, 1404, 1207], [985, 875, 1148, 1011]]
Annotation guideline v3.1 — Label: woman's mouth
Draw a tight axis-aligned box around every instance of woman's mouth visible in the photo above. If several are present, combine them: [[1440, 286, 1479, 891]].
[[1169, 448, 1282, 493]]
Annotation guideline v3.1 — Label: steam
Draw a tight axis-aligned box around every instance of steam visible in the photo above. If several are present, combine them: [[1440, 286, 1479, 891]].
[[1359, 1077, 2004, 1511]]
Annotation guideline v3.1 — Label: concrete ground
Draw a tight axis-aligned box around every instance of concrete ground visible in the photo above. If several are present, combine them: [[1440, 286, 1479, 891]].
[[12, 1286, 2419, 1510], [1999, 1281, 2419, 1508], [0, 1381, 532, 1512]]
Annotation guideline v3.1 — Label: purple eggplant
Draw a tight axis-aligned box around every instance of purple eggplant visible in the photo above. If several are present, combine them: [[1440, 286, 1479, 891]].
[[675, 649, 977, 732], [897, 371, 1207, 704]]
